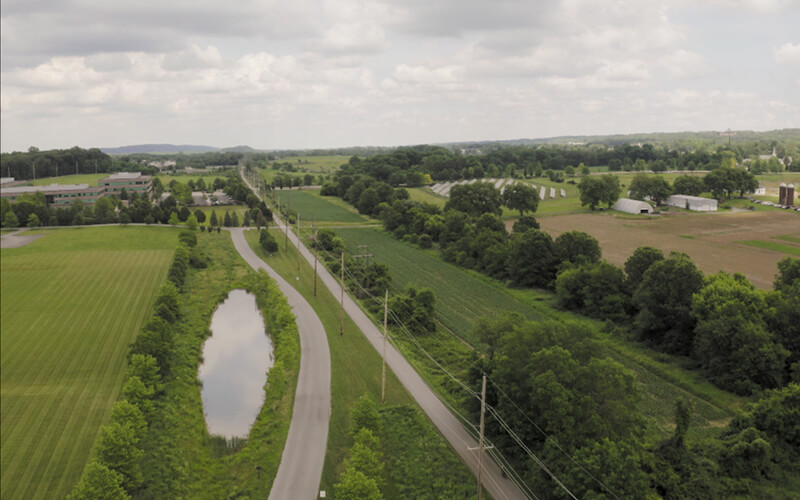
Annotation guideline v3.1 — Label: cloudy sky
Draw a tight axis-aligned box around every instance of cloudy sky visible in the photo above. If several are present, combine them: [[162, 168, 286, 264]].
[[1, 0, 799, 152]]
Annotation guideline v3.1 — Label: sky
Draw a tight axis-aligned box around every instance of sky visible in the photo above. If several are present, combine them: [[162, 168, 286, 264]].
[[1, 0, 799, 153]]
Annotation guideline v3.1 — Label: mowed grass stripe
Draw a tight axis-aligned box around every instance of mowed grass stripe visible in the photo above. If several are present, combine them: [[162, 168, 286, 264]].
[[32, 251, 157, 497], [1, 227, 176, 500]]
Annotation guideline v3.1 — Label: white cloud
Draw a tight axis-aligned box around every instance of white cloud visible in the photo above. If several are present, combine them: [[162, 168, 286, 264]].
[[774, 43, 800, 65]]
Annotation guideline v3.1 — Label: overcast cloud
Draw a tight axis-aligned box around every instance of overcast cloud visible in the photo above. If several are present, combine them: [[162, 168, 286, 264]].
[[1, 0, 798, 152]]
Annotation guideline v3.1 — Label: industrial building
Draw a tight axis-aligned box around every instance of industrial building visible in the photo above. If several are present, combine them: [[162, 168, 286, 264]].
[[613, 198, 654, 214], [1, 172, 152, 207], [667, 195, 718, 212]]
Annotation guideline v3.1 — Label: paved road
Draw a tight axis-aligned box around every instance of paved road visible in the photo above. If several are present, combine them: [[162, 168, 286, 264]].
[[284, 225, 528, 500], [227, 228, 331, 500]]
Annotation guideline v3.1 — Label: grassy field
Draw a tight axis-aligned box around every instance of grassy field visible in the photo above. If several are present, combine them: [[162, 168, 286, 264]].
[[268, 155, 348, 174], [737, 239, 800, 256], [0, 226, 178, 500], [243, 229, 424, 492], [273, 189, 368, 224], [30, 173, 106, 186], [192, 206, 251, 225], [332, 227, 745, 438], [153, 172, 233, 186], [336, 227, 547, 344]]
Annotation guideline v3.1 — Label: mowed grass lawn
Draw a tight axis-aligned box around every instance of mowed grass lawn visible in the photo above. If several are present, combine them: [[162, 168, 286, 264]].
[[0, 226, 178, 500], [274, 189, 367, 224]]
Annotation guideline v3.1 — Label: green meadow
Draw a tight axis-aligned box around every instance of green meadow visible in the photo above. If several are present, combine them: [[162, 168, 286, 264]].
[[273, 189, 367, 224], [0, 226, 178, 500], [30, 173, 106, 186]]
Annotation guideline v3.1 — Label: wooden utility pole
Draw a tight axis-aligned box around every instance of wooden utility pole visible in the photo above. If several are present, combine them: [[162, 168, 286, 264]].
[[340, 252, 345, 336], [382, 290, 388, 404], [478, 374, 487, 500], [313, 229, 318, 297], [353, 245, 372, 299]]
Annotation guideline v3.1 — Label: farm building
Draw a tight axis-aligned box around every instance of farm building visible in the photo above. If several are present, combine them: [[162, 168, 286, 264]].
[[614, 198, 654, 214], [668, 195, 718, 212]]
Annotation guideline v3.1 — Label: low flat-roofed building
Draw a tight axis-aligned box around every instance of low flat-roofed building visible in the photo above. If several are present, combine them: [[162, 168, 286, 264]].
[[0, 183, 105, 207], [99, 172, 152, 196], [668, 194, 718, 212]]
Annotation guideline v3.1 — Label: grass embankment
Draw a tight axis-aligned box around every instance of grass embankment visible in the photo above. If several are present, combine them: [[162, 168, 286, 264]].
[[0, 226, 178, 500], [273, 189, 369, 224], [333, 227, 746, 439], [137, 231, 299, 499], [243, 228, 475, 495]]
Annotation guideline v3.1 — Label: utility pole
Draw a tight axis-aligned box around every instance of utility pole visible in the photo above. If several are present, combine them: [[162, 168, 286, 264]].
[[340, 252, 345, 336], [353, 245, 372, 299], [382, 290, 388, 404], [32, 160, 36, 182], [313, 229, 318, 297]]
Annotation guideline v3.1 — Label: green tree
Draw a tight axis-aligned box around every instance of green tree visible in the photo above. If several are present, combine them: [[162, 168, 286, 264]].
[[624, 246, 665, 292], [511, 214, 540, 233], [110, 400, 147, 442], [4, 210, 19, 228], [168, 211, 180, 225], [129, 317, 173, 374], [672, 175, 705, 196], [259, 229, 278, 253], [556, 262, 629, 321], [193, 209, 206, 223], [505, 229, 557, 288], [578, 175, 620, 210], [553, 231, 601, 266], [223, 211, 232, 227], [633, 252, 704, 354], [209, 210, 218, 227], [243, 210, 251, 227], [351, 394, 381, 434], [67, 461, 130, 500], [692, 272, 788, 394], [122, 376, 155, 419], [502, 182, 539, 216], [334, 469, 382, 500], [96, 421, 143, 492], [26, 212, 41, 227], [579, 163, 590, 176], [445, 183, 503, 216], [231, 211, 240, 227], [126, 354, 162, 395], [94, 197, 116, 223], [186, 214, 198, 231]]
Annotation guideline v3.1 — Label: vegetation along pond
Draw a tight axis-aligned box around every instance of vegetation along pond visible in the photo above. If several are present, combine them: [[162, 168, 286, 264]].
[[199, 289, 274, 438]]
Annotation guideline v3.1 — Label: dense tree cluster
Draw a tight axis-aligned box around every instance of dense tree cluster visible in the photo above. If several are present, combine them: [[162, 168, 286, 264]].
[[555, 248, 799, 396]]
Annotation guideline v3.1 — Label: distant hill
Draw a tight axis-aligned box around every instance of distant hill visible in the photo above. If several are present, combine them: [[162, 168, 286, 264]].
[[101, 144, 222, 154]]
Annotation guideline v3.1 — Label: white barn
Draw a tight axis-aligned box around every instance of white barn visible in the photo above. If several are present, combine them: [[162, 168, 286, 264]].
[[614, 198, 654, 214], [668, 195, 718, 212]]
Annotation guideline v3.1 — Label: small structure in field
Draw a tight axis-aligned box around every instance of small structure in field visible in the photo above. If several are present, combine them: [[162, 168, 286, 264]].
[[614, 198, 654, 214], [668, 195, 718, 212]]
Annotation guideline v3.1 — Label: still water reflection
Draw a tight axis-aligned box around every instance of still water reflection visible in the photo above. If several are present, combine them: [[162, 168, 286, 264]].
[[199, 289, 274, 438]]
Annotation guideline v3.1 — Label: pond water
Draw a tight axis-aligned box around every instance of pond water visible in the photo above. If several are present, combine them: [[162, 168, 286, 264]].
[[199, 289, 274, 438]]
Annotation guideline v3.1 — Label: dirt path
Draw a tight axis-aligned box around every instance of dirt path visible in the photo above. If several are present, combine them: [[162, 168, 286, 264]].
[[0, 228, 47, 249]]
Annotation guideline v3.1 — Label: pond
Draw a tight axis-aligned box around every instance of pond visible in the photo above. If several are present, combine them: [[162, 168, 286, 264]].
[[199, 289, 274, 438]]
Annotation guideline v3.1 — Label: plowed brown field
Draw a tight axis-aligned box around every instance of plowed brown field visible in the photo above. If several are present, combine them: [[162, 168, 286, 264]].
[[534, 211, 800, 289]]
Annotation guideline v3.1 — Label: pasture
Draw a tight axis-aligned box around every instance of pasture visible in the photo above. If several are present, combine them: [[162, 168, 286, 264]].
[[536, 210, 800, 289], [333, 227, 744, 438], [270, 155, 348, 174], [273, 189, 367, 224], [0, 226, 178, 500]]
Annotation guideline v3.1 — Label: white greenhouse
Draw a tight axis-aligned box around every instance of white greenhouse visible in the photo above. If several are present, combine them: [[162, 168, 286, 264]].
[[613, 198, 654, 214]]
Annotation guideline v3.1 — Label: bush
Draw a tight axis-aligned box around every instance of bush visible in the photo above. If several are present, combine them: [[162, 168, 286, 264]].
[[178, 230, 197, 247]]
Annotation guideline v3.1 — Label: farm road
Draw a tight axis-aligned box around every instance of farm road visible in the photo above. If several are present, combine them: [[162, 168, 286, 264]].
[[227, 228, 331, 500]]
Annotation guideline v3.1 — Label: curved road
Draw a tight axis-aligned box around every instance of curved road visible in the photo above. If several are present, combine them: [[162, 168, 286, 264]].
[[241, 171, 527, 499], [227, 228, 331, 500]]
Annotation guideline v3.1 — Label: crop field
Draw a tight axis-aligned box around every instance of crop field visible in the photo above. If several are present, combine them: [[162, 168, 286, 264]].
[[333, 227, 745, 437], [335, 228, 548, 345], [271, 155, 349, 174], [274, 189, 367, 224], [0, 226, 178, 500], [537, 210, 800, 289]]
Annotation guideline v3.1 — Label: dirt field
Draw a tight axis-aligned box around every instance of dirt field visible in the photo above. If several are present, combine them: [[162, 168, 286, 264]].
[[533, 211, 800, 289]]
